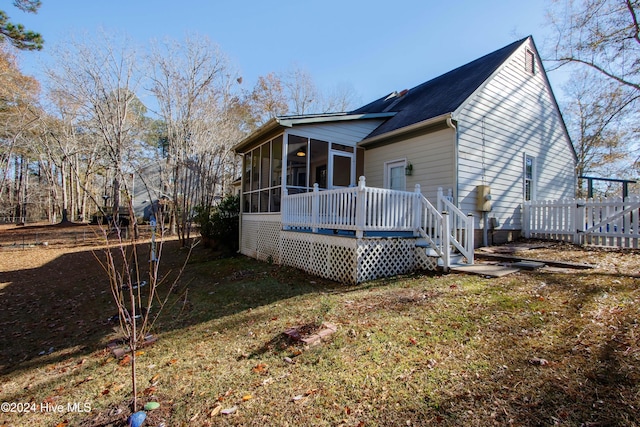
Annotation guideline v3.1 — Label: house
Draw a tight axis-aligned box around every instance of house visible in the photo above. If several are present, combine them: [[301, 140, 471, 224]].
[[232, 36, 576, 284]]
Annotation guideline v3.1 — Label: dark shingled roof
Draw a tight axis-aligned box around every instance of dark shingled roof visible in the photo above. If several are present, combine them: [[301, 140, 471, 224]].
[[352, 37, 528, 140]]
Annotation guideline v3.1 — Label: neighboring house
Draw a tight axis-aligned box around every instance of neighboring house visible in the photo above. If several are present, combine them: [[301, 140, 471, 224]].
[[232, 36, 576, 284]]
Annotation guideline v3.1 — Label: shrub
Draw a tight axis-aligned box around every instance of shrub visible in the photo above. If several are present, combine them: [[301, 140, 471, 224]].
[[195, 194, 240, 255]]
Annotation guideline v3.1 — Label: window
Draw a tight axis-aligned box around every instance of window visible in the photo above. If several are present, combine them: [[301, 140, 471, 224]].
[[385, 159, 406, 191], [525, 49, 535, 74], [242, 135, 284, 213], [524, 154, 536, 201]]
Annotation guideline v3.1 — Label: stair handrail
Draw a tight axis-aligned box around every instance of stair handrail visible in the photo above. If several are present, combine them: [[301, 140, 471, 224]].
[[414, 185, 448, 266], [437, 188, 474, 264]]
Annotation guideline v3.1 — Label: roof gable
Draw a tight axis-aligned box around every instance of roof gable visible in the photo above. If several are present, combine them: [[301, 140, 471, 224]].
[[353, 37, 528, 140]]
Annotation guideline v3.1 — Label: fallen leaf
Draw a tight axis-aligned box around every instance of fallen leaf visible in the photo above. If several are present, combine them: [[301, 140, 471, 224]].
[[209, 406, 222, 417], [150, 374, 160, 384], [220, 406, 238, 415], [101, 389, 110, 396], [529, 357, 549, 366], [167, 358, 178, 366], [242, 394, 252, 401], [135, 350, 145, 356], [143, 386, 157, 395], [252, 363, 267, 374], [54, 421, 69, 427], [118, 355, 131, 366], [409, 337, 417, 345]]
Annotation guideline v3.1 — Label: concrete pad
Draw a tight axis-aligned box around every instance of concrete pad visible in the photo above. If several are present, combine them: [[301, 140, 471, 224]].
[[513, 260, 546, 270], [451, 264, 520, 277]]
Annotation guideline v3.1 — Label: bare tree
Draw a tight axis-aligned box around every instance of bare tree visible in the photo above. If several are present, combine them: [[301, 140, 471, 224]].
[[45, 31, 146, 224], [248, 72, 289, 127], [547, 0, 640, 92], [148, 35, 241, 246], [562, 68, 637, 195], [546, 0, 640, 179], [0, 43, 40, 221], [248, 66, 360, 124]]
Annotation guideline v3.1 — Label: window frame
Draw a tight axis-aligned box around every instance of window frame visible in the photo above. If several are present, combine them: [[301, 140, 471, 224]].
[[524, 153, 536, 201]]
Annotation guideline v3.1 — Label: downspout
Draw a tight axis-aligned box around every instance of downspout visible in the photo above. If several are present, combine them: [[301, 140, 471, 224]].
[[445, 115, 458, 207]]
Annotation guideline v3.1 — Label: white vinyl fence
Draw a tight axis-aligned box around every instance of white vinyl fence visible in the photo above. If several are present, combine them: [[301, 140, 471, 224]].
[[523, 196, 640, 248]]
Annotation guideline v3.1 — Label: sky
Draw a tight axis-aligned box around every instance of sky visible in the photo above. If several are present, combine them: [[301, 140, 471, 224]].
[[13, 0, 567, 107]]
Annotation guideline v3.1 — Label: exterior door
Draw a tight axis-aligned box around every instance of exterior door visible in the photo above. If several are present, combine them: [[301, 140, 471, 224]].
[[329, 151, 355, 188]]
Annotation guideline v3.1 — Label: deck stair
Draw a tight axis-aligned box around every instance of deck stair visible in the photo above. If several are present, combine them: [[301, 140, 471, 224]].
[[414, 187, 474, 271]]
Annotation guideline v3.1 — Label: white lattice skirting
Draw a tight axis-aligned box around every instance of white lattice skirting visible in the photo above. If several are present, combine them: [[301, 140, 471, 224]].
[[240, 215, 282, 263], [241, 215, 438, 284]]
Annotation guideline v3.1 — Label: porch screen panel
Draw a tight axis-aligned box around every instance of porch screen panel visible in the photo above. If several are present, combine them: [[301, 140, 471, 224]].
[[310, 139, 328, 189], [243, 152, 251, 193], [287, 135, 308, 193], [260, 142, 271, 212], [241, 134, 284, 213], [251, 147, 260, 191], [271, 136, 283, 188], [271, 136, 283, 211]]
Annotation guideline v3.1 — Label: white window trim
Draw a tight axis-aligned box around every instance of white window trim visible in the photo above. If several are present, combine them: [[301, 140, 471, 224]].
[[524, 153, 536, 201]]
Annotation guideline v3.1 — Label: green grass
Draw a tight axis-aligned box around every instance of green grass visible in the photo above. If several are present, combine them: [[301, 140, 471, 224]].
[[0, 240, 639, 426]]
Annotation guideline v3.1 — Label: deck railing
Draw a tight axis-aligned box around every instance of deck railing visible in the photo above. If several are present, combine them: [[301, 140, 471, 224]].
[[282, 176, 474, 267]]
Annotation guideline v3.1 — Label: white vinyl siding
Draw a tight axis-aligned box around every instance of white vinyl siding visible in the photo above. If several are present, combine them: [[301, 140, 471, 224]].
[[286, 120, 386, 146], [455, 39, 575, 230], [363, 127, 456, 202]]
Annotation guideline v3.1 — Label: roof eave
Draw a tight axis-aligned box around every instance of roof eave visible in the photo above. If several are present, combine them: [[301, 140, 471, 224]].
[[232, 112, 397, 153], [359, 112, 453, 147], [232, 118, 285, 153]]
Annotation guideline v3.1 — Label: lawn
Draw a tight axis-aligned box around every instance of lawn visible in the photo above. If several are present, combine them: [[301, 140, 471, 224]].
[[0, 224, 638, 426]]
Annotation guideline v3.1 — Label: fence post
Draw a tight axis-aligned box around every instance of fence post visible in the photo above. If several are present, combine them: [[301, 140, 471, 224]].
[[355, 176, 366, 238], [575, 199, 585, 245]]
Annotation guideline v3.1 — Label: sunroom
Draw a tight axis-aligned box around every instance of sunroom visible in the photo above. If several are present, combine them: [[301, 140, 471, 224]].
[[234, 114, 474, 285]]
